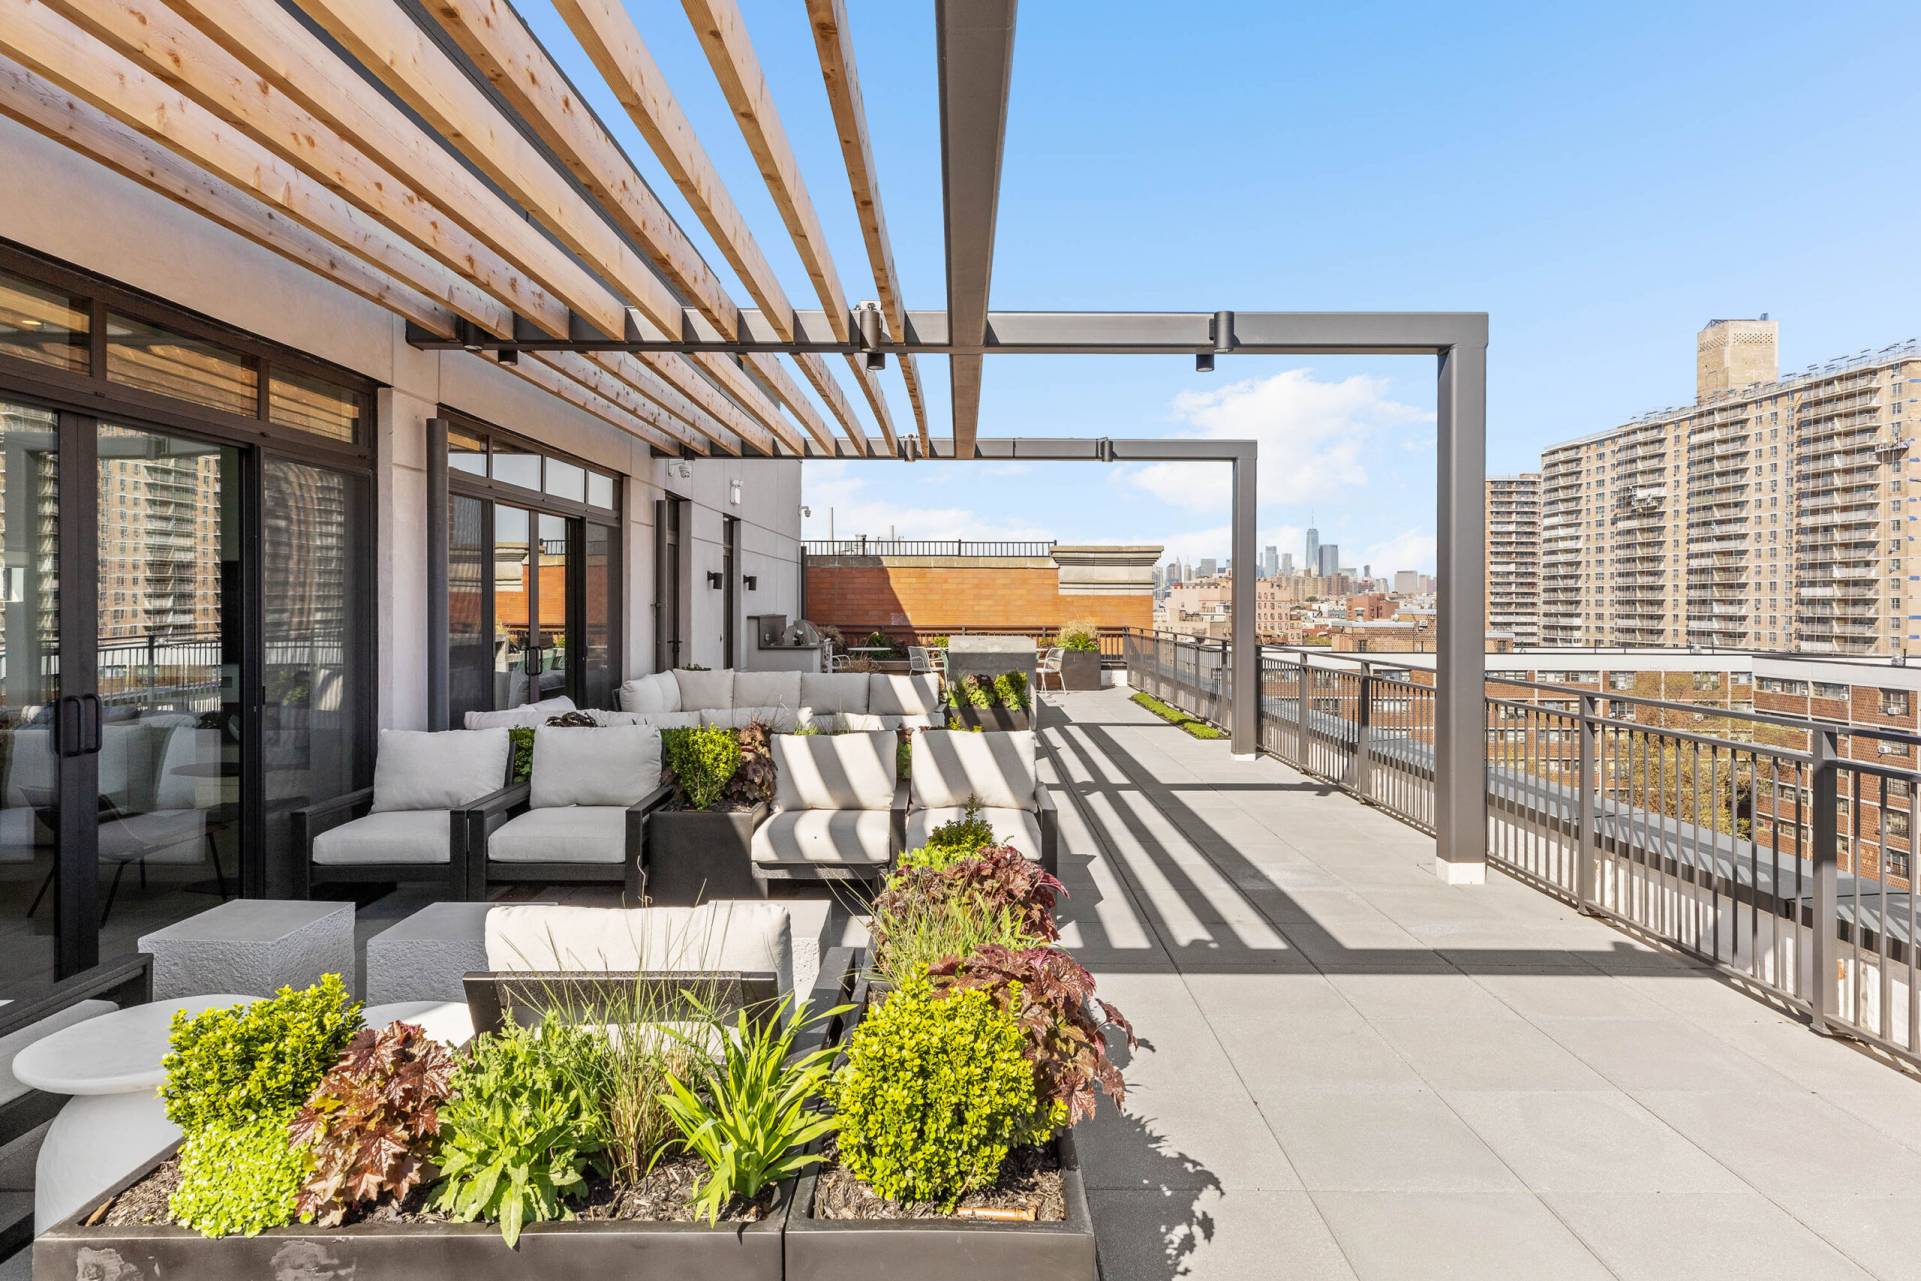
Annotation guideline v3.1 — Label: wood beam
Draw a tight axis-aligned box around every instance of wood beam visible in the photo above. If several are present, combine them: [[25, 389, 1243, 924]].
[[407, 0, 836, 456], [0, 0, 517, 336], [0, 54, 457, 338], [518, 354, 690, 456], [806, 0, 929, 449], [679, 0, 899, 453], [552, 0, 873, 456], [936, 0, 1017, 456]]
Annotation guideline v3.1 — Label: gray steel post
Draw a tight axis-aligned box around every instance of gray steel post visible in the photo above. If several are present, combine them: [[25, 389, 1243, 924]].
[[425, 416, 449, 731], [1434, 341, 1488, 883], [1576, 692, 1600, 913], [1348, 670, 1373, 799], [1295, 655, 1309, 767], [1230, 444, 1257, 756], [1808, 727, 1840, 1034]]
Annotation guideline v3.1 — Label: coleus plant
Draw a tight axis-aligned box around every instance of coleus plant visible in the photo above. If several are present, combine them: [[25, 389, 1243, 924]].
[[289, 1020, 455, 1227], [725, 720, 776, 807], [926, 944, 1136, 1126], [910, 844, 1066, 942]]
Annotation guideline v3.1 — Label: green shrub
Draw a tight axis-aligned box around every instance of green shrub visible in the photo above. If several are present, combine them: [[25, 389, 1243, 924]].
[[291, 1020, 456, 1226], [830, 974, 1047, 1207], [896, 734, 911, 780], [946, 673, 994, 710], [432, 1017, 608, 1248], [509, 726, 535, 782], [1130, 691, 1228, 739], [661, 725, 743, 811], [993, 671, 1030, 712], [161, 975, 362, 1135], [869, 882, 1042, 985], [1054, 621, 1101, 653], [170, 1116, 309, 1238], [897, 799, 996, 871], [657, 996, 843, 1223]]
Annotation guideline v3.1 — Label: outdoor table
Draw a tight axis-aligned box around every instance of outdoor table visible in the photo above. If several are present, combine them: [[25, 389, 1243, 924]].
[[14, 992, 251, 1231]]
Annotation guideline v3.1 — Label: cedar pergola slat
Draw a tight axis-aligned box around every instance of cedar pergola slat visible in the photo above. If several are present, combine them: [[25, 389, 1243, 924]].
[[0, 54, 457, 339], [679, 0, 900, 454], [806, 0, 931, 450]]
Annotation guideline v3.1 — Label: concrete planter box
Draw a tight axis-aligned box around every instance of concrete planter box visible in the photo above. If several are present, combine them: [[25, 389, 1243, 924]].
[[783, 1131, 1097, 1281], [36, 1148, 792, 1281], [946, 703, 1031, 732], [1057, 651, 1102, 691], [643, 803, 769, 906]]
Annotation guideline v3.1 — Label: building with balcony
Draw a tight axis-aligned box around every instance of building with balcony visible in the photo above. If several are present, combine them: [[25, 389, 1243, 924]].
[[1485, 473, 1541, 645]]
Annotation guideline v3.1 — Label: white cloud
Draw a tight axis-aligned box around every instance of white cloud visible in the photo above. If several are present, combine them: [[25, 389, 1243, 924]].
[[1118, 369, 1429, 512], [801, 461, 1054, 542], [1359, 528, 1438, 575]]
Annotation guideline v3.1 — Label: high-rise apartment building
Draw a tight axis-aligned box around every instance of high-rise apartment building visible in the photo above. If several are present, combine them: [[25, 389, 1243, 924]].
[[1485, 474, 1541, 645], [1518, 321, 1921, 655], [1196, 557, 1217, 579], [1262, 545, 1279, 579], [1304, 526, 1319, 574], [1280, 552, 1295, 576], [1318, 543, 1340, 576]]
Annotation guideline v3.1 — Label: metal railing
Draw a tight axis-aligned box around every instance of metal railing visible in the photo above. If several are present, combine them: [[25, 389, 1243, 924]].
[[1122, 627, 1921, 1069], [827, 623, 1131, 663], [802, 538, 1057, 557]]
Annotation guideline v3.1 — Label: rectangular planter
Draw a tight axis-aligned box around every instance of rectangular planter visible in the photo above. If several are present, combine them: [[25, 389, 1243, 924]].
[[643, 803, 769, 906], [946, 704, 1031, 732], [36, 1152, 791, 1281], [1057, 651, 1102, 691], [783, 1130, 1097, 1281]]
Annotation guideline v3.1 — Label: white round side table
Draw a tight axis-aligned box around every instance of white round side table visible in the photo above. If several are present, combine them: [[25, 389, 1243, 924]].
[[13, 992, 252, 1232]]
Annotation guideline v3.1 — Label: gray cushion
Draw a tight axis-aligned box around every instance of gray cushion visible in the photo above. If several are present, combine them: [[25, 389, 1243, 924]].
[[674, 668, 735, 711], [463, 696, 577, 730], [911, 729, 1037, 811], [801, 672, 870, 715], [734, 670, 802, 711], [872, 713, 939, 732], [529, 725, 661, 808], [371, 728, 510, 813], [617, 672, 680, 714], [869, 673, 941, 716], [586, 709, 652, 727], [831, 711, 888, 733], [485, 902, 793, 995], [751, 810, 893, 867], [638, 710, 704, 730], [314, 810, 452, 865], [488, 807, 628, 863], [772, 732, 896, 811], [702, 705, 801, 732], [907, 806, 1042, 861]]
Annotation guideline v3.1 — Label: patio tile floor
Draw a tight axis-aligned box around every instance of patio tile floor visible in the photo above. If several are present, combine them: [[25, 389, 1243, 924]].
[[1046, 686, 1921, 1280]]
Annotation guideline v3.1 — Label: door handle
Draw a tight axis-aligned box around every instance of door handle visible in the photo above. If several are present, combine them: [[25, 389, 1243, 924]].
[[80, 693, 103, 754], [54, 695, 84, 758]]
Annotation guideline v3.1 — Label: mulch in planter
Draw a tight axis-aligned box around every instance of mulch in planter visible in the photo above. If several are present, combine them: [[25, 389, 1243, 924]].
[[93, 1152, 773, 1231], [814, 1142, 1065, 1223]]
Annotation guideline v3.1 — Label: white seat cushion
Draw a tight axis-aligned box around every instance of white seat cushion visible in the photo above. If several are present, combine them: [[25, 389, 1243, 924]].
[[313, 810, 451, 865], [587, 709, 651, 727], [372, 728, 511, 812], [869, 673, 941, 716], [702, 705, 801, 732], [463, 696, 577, 730], [830, 711, 888, 733], [529, 725, 661, 808], [673, 668, 735, 711], [751, 809, 893, 868], [800, 672, 869, 715], [907, 806, 1042, 861], [911, 730, 1038, 811], [772, 732, 896, 811], [485, 902, 793, 995], [488, 806, 629, 863], [638, 710, 704, 730], [734, 670, 802, 711], [617, 671, 681, 714], [872, 713, 939, 732]]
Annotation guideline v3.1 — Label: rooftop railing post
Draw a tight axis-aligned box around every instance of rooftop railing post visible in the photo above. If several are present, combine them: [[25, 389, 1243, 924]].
[[1229, 444, 1258, 757], [1294, 655, 1309, 768], [1434, 339, 1489, 884], [1348, 669, 1374, 800], [1808, 726, 1841, 1035], [1576, 692, 1600, 914]]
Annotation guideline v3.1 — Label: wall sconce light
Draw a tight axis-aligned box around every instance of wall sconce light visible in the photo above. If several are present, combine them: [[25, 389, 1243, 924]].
[[672, 460, 693, 480], [729, 479, 742, 505], [1194, 351, 1215, 373], [706, 571, 724, 589], [743, 574, 758, 591]]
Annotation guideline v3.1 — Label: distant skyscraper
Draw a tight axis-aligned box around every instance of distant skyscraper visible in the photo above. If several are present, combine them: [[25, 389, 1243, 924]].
[[1280, 552, 1295, 576], [1304, 525, 1320, 574], [1262, 545, 1279, 579], [1393, 570, 1421, 595], [1318, 544, 1339, 576], [1197, 557, 1218, 579]]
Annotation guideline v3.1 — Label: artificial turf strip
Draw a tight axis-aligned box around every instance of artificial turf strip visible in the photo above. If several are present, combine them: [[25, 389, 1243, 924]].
[[1130, 691, 1229, 739]]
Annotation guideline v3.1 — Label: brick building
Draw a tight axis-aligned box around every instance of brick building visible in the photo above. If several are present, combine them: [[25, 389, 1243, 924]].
[[802, 542, 1159, 641]]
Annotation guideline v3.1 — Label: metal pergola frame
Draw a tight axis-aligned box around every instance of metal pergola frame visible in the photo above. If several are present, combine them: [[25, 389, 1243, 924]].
[[0, 0, 1488, 877]]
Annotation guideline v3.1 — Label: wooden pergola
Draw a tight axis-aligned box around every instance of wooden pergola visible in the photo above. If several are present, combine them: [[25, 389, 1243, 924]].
[[0, 0, 1492, 876]]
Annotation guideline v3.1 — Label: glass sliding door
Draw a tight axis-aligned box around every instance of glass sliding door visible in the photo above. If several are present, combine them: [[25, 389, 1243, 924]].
[[0, 400, 61, 988], [582, 522, 615, 712], [447, 494, 490, 727], [535, 513, 568, 700], [92, 425, 239, 958], [493, 505, 533, 709], [260, 459, 368, 895]]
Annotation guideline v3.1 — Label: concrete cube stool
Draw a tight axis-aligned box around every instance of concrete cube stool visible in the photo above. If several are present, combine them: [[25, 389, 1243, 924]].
[[366, 902, 549, 1004], [138, 900, 354, 1000]]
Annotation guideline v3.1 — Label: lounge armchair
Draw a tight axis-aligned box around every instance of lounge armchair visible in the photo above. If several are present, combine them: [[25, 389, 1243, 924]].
[[750, 731, 905, 885], [907, 729, 1059, 874], [465, 725, 671, 899], [292, 727, 512, 899]]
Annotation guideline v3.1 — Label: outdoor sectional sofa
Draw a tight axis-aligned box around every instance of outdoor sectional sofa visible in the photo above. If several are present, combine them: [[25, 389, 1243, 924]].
[[610, 668, 944, 732]]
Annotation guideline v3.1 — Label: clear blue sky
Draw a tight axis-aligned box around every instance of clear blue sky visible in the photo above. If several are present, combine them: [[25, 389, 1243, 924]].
[[527, 1, 1921, 574]]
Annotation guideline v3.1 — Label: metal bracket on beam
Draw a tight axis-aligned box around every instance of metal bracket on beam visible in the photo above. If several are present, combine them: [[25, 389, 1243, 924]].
[[856, 303, 886, 370]]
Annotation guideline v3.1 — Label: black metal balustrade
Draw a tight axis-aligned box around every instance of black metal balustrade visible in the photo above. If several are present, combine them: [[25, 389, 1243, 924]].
[[1122, 626, 1921, 1070]]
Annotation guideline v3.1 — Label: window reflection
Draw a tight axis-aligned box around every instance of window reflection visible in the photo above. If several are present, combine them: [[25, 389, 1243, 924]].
[[0, 270, 88, 373], [106, 314, 257, 417]]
